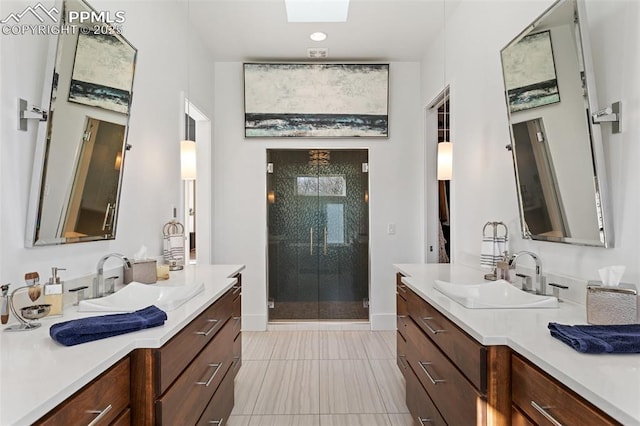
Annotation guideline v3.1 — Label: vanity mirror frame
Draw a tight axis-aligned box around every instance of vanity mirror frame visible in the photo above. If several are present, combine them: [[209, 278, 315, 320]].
[[25, 0, 137, 247], [500, 0, 613, 247]]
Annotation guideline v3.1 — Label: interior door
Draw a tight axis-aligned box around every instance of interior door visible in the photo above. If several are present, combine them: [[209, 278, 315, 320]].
[[267, 149, 369, 321]]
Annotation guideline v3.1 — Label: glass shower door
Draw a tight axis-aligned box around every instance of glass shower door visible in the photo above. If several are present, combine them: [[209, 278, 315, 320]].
[[267, 149, 369, 321], [317, 150, 369, 320], [267, 150, 320, 319]]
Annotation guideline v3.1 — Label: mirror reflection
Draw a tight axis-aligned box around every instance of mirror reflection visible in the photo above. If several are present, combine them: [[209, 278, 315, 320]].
[[26, 0, 137, 246], [500, 0, 612, 247]]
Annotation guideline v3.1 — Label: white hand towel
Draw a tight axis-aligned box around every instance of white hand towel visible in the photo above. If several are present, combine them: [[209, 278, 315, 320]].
[[481, 238, 498, 269]]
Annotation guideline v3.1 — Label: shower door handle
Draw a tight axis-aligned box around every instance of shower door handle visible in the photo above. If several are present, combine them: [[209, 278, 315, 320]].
[[323, 227, 327, 255], [310, 227, 314, 255]]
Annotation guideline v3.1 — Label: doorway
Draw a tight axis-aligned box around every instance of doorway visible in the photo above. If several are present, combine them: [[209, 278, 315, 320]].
[[267, 149, 370, 321], [181, 98, 212, 265], [426, 87, 451, 263]]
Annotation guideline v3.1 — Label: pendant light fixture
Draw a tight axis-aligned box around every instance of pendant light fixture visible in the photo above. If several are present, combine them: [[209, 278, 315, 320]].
[[437, 0, 452, 181], [180, 0, 196, 181]]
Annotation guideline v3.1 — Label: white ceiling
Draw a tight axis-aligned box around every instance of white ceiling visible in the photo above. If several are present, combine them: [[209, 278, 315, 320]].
[[189, 0, 448, 62]]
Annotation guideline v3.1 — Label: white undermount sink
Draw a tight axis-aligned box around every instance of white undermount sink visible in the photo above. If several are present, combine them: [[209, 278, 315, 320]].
[[78, 282, 205, 312], [433, 279, 558, 309]]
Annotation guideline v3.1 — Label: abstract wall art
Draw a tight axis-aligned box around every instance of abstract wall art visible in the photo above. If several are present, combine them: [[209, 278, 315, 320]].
[[501, 31, 560, 113], [244, 63, 389, 138], [69, 31, 136, 114]]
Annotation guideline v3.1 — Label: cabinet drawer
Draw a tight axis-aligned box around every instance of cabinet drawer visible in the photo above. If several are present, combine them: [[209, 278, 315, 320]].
[[512, 354, 619, 426], [405, 317, 485, 426], [36, 357, 130, 426], [232, 331, 242, 378], [156, 287, 234, 394], [156, 320, 234, 425], [197, 364, 235, 426], [232, 291, 241, 338], [511, 405, 535, 426], [111, 407, 131, 426], [396, 292, 408, 337], [405, 362, 446, 426], [406, 285, 486, 391], [396, 274, 408, 301], [396, 331, 409, 378]]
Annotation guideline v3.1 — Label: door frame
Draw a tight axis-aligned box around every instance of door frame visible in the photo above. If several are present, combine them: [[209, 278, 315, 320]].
[[425, 86, 451, 263]]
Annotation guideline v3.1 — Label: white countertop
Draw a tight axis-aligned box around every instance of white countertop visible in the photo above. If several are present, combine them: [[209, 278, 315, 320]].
[[0, 264, 244, 426], [395, 263, 640, 426]]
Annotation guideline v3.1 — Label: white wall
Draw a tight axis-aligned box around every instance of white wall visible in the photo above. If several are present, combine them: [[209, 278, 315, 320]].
[[0, 0, 216, 284], [420, 0, 640, 285], [213, 62, 424, 330]]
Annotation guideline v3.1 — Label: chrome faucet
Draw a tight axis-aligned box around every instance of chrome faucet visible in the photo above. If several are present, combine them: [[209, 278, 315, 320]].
[[508, 251, 546, 295], [92, 253, 132, 298]]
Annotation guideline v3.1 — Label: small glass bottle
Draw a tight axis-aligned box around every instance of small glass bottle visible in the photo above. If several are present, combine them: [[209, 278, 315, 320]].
[[44, 267, 65, 317]]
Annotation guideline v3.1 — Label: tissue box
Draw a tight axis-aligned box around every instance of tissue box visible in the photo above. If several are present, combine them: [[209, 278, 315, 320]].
[[124, 260, 158, 284], [586, 281, 637, 325]]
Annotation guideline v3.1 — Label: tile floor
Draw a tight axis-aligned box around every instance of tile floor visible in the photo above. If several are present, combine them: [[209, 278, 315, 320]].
[[228, 330, 413, 426]]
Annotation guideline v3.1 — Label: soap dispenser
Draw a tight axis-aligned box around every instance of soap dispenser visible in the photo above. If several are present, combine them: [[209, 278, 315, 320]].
[[44, 267, 65, 317]]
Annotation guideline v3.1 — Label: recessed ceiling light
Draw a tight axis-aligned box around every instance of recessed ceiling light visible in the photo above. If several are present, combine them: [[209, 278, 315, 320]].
[[285, 0, 350, 23], [310, 32, 327, 42]]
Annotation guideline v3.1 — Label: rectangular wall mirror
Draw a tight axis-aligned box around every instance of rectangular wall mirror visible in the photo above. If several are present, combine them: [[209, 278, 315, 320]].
[[500, 0, 613, 247], [25, 0, 137, 246]]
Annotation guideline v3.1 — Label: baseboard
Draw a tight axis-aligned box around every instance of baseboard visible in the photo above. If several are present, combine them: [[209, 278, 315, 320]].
[[241, 314, 268, 331], [370, 313, 397, 331]]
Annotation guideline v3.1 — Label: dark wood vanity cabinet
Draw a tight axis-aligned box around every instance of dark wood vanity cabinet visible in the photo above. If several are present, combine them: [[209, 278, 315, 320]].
[[396, 273, 410, 378], [131, 276, 242, 425], [35, 357, 131, 426], [397, 272, 622, 426], [512, 354, 619, 426], [396, 273, 511, 426], [32, 275, 242, 426]]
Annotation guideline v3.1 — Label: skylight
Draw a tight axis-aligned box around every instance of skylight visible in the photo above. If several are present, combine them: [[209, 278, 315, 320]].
[[285, 0, 350, 23]]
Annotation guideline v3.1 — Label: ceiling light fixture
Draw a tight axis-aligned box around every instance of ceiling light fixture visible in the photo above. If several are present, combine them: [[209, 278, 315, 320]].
[[310, 32, 327, 42], [285, 0, 349, 23]]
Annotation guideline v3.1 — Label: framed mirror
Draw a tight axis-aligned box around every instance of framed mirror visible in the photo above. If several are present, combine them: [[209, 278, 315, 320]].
[[25, 0, 137, 246], [500, 0, 613, 247]]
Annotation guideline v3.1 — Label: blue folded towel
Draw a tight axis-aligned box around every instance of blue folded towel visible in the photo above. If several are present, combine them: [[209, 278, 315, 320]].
[[548, 322, 640, 354], [50, 305, 167, 346]]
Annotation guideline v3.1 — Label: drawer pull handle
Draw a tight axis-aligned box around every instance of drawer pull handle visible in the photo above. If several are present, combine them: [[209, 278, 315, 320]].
[[397, 284, 407, 293], [86, 404, 112, 426], [398, 354, 408, 369], [418, 417, 434, 425], [421, 317, 446, 334], [419, 361, 446, 385], [531, 400, 563, 426], [196, 362, 223, 387], [232, 285, 241, 294], [208, 419, 224, 425], [397, 315, 407, 318], [195, 319, 220, 337]]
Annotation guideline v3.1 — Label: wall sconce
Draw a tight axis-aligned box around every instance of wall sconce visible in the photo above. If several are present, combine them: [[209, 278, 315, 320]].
[[364, 190, 369, 203], [180, 140, 196, 180], [437, 141, 452, 181], [267, 190, 276, 204]]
